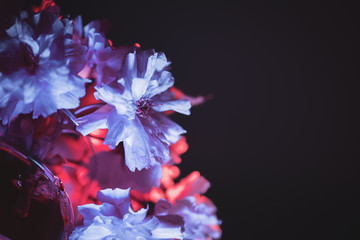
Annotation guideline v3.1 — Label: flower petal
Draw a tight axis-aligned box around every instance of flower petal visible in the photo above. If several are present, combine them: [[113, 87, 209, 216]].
[[152, 99, 191, 115], [103, 108, 134, 148], [131, 77, 149, 101], [152, 113, 187, 144], [76, 105, 111, 136]]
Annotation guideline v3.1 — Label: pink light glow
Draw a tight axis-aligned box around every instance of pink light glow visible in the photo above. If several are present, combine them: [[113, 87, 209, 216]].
[[148, 187, 166, 202], [78, 83, 99, 109], [78, 65, 92, 78], [32, 0, 55, 13], [169, 136, 188, 164], [161, 165, 180, 188], [89, 129, 107, 139], [170, 87, 184, 99], [166, 171, 210, 203], [131, 198, 144, 212]]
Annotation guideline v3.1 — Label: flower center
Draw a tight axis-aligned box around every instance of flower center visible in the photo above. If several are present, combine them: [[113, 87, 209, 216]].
[[21, 43, 39, 74], [136, 98, 152, 118]]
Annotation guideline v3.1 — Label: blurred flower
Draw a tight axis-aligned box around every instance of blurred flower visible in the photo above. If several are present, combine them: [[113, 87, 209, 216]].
[[73, 16, 131, 85], [2, 111, 77, 162], [70, 188, 184, 240], [48, 131, 108, 224], [155, 196, 222, 240], [130, 165, 180, 211], [131, 169, 211, 206], [132, 170, 222, 240], [0, 10, 88, 124], [77, 49, 191, 171], [159, 173, 222, 240]]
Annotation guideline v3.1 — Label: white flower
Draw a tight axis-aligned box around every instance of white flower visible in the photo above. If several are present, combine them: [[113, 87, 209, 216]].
[[70, 188, 184, 240], [0, 11, 89, 124], [77, 49, 191, 171]]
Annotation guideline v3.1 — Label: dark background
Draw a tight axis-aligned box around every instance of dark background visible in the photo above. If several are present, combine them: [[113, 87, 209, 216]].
[[5, 0, 360, 239]]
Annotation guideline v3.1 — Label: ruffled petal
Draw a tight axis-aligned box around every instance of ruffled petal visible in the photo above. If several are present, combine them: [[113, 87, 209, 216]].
[[124, 206, 148, 224], [32, 89, 58, 118], [71, 188, 185, 240], [145, 71, 174, 99], [76, 105, 112, 136], [122, 116, 157, 171], [155, 197, 221, 240], [131, 77, 149, 101], [103, 108, 134, 148], [151, 216, 184, 240], [95, 84, 135, 116], [97, 188, 131, 218], [152, 99, 191, 115], [78, 204, 101, 226], [152, 113, 187, 144]]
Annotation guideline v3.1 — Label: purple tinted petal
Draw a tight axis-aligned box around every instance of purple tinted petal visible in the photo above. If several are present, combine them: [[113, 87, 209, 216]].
[[155, 197, 221, 240], [32, 91, 58, 118], [122, 117, 156, 171], [97, 188, 131, 215], [73, 16, 83, 42], [145, 71, 174, 99], [78, 204, 101, 226], [154, 199, 173, 216], [124, 206, 148, 224], [76, 105, 112, 136], [152, 113, 187, 144], [89, 150, 162, 193], [152, 215, 184, 239], [103, 109, 134, 148], [152, 99, 191, 115]]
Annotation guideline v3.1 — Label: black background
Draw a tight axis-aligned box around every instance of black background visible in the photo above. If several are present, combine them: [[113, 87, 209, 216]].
[[4, 0, 360, 239]]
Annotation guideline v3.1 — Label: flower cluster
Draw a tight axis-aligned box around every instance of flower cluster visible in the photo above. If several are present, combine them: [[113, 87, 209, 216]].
[[0, 1, 221, 239], [0, 9, 88, 124]]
